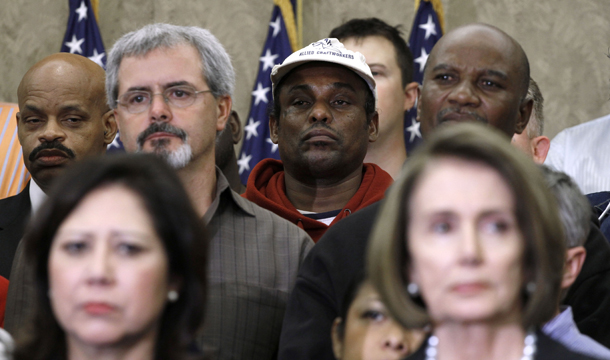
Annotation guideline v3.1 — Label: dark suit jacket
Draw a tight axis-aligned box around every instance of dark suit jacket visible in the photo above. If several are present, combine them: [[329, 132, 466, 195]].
[[0, 182, 31, 279]]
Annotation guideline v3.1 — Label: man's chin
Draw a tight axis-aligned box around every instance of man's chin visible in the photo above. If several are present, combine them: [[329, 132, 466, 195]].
[[153, 144, 194, 170], [30, 165, 69, 187]]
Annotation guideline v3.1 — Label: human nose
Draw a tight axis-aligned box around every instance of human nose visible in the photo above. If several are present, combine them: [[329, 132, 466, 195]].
[[447, 81, 480, 108], [38, 119, 66, 143], [381, 323, 411, 356], [459, 223, 483, 265], [149, 92, 172, 123], [309, 101, 332, 124], [86, 243, 115, 285]]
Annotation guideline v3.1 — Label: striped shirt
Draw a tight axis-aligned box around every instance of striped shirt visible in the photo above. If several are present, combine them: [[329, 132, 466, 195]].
[[543, 306, 610, 359], [545, 114, 610, 194], [199, 169, 314, 360]]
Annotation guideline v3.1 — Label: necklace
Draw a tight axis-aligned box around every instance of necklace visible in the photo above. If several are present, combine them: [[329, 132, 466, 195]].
[[424, 329, 537, 360]]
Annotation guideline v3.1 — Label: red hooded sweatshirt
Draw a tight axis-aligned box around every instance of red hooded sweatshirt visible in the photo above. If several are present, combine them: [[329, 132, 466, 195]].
[[243, 159, 393, 243]]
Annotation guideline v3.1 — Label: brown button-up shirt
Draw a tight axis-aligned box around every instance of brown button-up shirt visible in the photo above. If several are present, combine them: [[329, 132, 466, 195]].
[[200, 170, 313, 359]]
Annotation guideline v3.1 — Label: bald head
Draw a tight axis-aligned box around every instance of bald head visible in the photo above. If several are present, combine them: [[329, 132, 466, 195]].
[[417, 23, 532, 139], [16, 53, 117, 192], [18, 53, 108, 112]]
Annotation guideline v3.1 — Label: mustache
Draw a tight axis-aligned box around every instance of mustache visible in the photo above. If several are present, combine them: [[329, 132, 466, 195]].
[[29, 140, 75, 162], [437, 108, 488, 124], [136, 122, 187, 148]]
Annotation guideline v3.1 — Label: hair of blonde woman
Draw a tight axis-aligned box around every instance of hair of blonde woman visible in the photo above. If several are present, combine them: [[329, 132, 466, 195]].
[[367, 122, 566, 330]]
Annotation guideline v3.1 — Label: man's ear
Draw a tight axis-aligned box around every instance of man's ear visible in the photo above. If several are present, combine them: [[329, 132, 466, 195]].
[[269, 114, 279, 144], [415, 85, 423, 122], [228, 110, 242, 145], [216, 95, 232, 132], [331, 318, 344, 360], [530, 135, 550, 164], [102, 110, 118, 146], [403, 82, 420, 111], [562, 246, 586, 290], [515, 98, 533, 134], [368, 112, 379, 143]]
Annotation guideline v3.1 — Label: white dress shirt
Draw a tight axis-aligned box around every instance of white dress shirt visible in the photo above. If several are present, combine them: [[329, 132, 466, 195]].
[[545, 113, 610, 194]]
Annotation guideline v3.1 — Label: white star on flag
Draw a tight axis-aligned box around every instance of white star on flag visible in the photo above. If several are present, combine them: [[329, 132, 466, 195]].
[[414, 47, 429, 73], [260, 49, 279, 72], [237, 153, 252, 174], [406, 117, 422, 142], [251, 83, 270, 106], [75, 1, 88, 22], [64, 35, 85, 54], [88, 49, 105, 67], [266, 138, 278, 153], [419, 15, 437, 40], [108, 132, 121, 149], [244, 118, 260, 140], [270, 16, 282, 37]]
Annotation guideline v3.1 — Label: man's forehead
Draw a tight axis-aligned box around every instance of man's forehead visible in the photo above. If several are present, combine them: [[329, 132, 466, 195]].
[[117, 45, 205, 89], [281, 62, 366, 90], [19, 72, 99, 108], [428, 25, 523, 72]]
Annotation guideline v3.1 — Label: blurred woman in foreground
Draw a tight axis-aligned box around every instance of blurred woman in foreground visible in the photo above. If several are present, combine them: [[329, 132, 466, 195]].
[[14, 154, 208, 360], [368, 123, 597, 360]]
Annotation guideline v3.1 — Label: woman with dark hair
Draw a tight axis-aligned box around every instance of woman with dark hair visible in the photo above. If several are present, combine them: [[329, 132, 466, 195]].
[[330, 272, 425, 360], [367, 123, 597, 360], [13, 153, 208, 360]]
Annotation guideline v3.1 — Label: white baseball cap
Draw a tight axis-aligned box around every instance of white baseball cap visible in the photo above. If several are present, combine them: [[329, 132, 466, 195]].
[[270, 38, 377, 106]]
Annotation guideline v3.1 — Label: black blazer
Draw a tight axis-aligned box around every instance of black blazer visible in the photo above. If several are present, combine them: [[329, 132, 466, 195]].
[[0, 182, 31, 279]]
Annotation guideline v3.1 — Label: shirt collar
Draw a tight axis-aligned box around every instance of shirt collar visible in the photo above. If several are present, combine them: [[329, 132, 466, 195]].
[[202, 167, 255, 224], [29, 179, 47, 215]]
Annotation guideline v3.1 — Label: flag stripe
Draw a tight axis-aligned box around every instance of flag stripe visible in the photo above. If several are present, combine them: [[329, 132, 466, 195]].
[[0, 103, 30, 198]]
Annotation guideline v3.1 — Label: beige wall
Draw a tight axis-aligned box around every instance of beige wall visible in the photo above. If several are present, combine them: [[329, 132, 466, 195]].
[[2, 0, 610, 140]]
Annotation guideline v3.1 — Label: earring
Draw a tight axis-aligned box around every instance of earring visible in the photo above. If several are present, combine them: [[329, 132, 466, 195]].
[[168, 290, 179, 302], [526, 282, 536, 294], [407, 282, 419, 296]]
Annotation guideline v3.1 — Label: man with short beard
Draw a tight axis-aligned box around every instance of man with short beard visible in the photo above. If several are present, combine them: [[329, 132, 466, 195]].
[[2, 52, 118, 330], [107, 24, 313, 360]]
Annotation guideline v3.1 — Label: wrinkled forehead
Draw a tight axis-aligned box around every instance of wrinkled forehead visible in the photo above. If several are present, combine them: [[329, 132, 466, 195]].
[[19, 62, 104, 106], [427, 26, 525, 78]]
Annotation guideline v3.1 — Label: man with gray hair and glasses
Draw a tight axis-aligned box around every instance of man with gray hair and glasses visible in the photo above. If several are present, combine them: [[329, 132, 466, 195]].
[[106, 23, 313, 359], [540, 166, 610, 359]]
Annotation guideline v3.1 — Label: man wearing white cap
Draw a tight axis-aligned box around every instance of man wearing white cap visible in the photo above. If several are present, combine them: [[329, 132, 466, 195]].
[[243, 38, 394, 243]]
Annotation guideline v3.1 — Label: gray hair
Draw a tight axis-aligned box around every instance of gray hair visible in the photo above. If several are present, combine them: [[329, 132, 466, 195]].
[[106, 23, 235, 109], [524, 77, 544, 138], [541, 165, 591, 248]]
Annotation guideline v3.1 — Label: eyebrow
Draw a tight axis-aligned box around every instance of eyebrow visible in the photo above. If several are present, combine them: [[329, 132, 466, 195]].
[[22, 104, 43, 114], [431, 64, 508, 80], [125, 81, 192, 93], [58, 105, 86, 113]]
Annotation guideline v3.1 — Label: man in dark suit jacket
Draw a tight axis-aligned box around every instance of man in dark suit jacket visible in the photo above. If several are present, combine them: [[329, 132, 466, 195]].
[[0, 52, 118, 332]]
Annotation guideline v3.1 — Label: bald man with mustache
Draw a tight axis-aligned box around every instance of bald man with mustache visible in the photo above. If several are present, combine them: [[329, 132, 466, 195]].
[[0, 53, 117, 331]]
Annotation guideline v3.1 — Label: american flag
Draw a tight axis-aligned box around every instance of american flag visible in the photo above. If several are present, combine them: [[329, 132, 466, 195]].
[[60, 0, 106, 68], [60, 0, 125, 152], [405, 0, 444, 153], [237, 1, 299, 184]]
